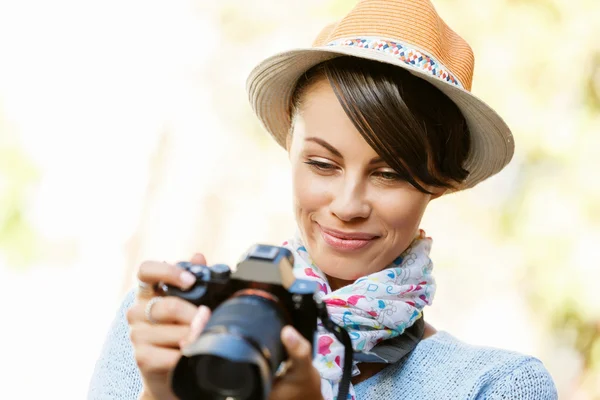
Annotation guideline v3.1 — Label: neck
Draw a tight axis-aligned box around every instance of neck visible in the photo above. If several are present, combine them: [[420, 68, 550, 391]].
[[325, 274, 355, 291]]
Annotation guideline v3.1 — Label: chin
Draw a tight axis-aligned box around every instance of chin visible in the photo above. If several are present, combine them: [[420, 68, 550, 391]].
[[316, 249, 373, 280]]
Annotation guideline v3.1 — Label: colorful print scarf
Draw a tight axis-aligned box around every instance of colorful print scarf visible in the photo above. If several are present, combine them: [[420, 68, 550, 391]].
[[284, 230, 436, 400]]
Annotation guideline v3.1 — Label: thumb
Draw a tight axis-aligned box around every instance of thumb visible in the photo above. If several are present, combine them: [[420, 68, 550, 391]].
[[281, 326, 313, 369]]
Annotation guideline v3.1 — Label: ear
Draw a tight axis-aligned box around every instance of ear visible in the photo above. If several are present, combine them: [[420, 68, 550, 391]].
[[286, 133, 292, 153]]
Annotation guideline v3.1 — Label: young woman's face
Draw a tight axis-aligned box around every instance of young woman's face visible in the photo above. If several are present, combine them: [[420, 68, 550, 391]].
[[288, 78, 442, 290]]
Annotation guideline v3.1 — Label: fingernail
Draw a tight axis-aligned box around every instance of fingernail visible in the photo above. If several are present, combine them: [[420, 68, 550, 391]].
[[282, 326, 299, 347], [191, 306, 209, 330], [180, 308, 205, 349], [180, 271, 196, 289], [185, 306, 209, 345]]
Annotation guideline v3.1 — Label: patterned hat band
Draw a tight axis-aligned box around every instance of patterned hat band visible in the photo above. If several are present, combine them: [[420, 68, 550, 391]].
[[326, 37, 464, 89]]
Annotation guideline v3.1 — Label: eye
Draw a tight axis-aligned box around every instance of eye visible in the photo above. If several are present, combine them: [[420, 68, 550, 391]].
[[374, 170, 405, 182], [304, 159, 336, 171]]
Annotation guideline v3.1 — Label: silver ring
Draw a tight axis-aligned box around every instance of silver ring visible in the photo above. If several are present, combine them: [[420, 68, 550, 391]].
[[145, 296, 162, 324]]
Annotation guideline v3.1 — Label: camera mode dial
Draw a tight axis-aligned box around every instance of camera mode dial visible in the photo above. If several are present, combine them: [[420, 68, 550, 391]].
[[209, 263, 231, 280]]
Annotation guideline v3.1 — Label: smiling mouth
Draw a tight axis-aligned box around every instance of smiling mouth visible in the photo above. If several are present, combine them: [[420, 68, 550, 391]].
[[317, 224, 379, 251]]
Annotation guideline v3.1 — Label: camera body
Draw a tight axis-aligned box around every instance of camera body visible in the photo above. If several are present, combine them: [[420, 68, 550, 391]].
[[161, 244, 320, 400]]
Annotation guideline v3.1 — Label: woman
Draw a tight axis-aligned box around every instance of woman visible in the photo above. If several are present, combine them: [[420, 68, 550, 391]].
[[89, 0, 558, 399]]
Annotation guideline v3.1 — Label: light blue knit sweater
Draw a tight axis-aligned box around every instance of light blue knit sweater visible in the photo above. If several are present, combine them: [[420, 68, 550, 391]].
[[88, 291, 558, 399]]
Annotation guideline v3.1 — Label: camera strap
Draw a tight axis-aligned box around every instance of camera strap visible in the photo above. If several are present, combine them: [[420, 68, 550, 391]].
[[353, 316, 425, 363], [316, 299, 353, 400]]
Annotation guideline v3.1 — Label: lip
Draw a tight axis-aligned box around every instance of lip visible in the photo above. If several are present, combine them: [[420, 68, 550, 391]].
[[319, 225, 378, 240], [317, 224, 379, 251]]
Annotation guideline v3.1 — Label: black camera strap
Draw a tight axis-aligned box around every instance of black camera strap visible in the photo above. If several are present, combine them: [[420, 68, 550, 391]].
[[315, 300, 353, 400], [353, 316, 425, 363], [315, 301, 426, 399]]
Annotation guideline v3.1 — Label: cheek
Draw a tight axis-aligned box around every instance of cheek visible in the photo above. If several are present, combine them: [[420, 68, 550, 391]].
[[376, 190, 430, 233], [292, 167, 331, 214]]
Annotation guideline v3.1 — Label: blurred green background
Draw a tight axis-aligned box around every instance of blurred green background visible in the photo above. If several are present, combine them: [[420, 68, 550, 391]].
[[1, 0, 598, 398]]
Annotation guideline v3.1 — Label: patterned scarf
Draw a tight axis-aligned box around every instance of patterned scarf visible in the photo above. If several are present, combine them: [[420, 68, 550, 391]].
[[284, 230, 436, 400]]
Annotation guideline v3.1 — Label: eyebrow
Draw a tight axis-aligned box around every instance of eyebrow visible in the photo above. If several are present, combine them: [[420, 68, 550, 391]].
[[305, 137, 342, 158], [305, 137, 384, 165]]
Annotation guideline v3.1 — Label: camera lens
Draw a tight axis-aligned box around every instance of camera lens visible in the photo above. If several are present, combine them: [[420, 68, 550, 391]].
[[172, 294, 288, 400], [196, 355, 256, 398]]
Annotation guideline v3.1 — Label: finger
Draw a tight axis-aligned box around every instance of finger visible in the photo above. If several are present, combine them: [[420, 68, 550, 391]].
[[180, 306, 211, 348], [137, 260, 196, 293], [130, 324, 190, 348], [281, 326, 313, 371], [128, 296, 199, 325], [190, 253, 207, 265], [133, 344, 182, 375]]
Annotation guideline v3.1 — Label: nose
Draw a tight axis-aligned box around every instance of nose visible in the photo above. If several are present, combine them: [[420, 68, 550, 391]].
[[328, 175, 371, 222]]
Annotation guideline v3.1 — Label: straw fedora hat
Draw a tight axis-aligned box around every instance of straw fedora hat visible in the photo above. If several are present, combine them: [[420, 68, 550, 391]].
[[246, 0, 514, 190]]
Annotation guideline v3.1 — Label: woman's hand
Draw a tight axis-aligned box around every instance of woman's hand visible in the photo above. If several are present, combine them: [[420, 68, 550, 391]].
[[127, 254, 211, 400], [128, 253, 322, 400]]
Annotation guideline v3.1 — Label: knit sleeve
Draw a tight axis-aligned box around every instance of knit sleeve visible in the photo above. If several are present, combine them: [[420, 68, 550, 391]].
[[478, 358, 558, 400], [87, 290, 143, 400]]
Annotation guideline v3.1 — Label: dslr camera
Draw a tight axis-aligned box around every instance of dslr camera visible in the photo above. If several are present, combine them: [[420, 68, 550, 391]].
[[161, 244, 352, 400]]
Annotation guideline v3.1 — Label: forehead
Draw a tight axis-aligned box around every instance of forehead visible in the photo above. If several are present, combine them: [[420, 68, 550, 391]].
[[291, 79, 379, 159]]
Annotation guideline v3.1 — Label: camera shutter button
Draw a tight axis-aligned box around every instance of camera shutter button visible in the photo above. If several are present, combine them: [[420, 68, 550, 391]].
[[210, 263, 231, 279]]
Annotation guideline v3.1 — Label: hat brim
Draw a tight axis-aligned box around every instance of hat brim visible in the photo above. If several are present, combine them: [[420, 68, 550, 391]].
[[246, 46, 514, 191]]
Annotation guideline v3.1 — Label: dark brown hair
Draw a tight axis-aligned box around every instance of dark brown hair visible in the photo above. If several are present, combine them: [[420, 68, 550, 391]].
[[290, 56, 471, 194]]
